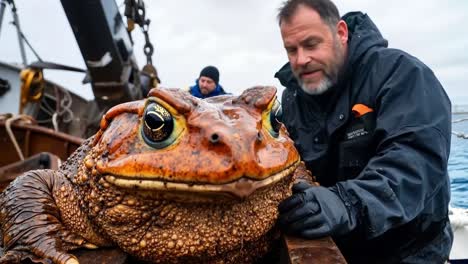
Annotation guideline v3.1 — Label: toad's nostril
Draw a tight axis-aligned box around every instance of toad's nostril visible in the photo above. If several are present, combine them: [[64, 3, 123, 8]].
[[210, 133, 220, 144]]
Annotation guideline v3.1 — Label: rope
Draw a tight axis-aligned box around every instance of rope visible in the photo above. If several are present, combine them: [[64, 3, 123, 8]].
[[53, 83, 74, 124], [52, 112, 59, 131], [33, 83, 74, 131], [3, 114, 35, 161]]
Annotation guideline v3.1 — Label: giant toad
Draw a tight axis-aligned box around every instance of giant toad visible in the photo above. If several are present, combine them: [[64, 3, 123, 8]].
[[0, 86, 307, 263]]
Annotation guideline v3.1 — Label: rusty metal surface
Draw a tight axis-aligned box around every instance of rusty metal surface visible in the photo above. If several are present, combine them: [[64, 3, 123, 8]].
[[0, 152, 60, 192], [68, 236, 348, 264], [2, 240, 347, 264], [284, 235, 347, 264], [71, 248, 130, 264], [0, 120, 83, 167], [0, 247, 130, 264]]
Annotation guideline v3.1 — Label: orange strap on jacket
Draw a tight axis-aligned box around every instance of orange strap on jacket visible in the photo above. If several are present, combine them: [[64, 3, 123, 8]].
[[352, 104, 373, 118]]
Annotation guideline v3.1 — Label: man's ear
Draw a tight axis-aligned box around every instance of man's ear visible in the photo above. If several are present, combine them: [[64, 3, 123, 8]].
[[336, 20, 348, 45]]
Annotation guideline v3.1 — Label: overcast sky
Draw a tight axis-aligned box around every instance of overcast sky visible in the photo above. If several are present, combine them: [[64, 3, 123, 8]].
[[1, 1, 467, 104]]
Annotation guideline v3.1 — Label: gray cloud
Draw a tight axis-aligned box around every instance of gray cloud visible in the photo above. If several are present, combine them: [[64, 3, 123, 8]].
[[0, 0, 466, 104]]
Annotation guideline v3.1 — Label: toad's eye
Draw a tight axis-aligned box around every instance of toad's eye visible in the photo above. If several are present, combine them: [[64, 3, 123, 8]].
[[263, 99, 283, 138], [270, 100, 283, 135], [142, 102, 174, 148]]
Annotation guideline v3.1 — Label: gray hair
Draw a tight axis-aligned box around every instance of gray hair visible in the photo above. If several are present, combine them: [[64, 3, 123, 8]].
[[277, 0, 341, 29]]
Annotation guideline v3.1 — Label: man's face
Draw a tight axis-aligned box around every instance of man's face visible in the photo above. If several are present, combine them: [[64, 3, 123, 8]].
[[198, 76, 217, 95], [280, 5, 348, 95]]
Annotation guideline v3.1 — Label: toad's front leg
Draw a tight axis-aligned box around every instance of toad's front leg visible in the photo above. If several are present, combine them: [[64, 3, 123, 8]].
[[0, 170, 110, 264]]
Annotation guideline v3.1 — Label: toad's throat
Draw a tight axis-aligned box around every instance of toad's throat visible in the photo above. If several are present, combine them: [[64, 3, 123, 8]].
[[104, 161, 299, 199]]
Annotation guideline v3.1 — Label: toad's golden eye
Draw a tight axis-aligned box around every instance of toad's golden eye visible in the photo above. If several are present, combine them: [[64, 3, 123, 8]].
[[270, 99, 283, 135], [142, 102, 174, 148]]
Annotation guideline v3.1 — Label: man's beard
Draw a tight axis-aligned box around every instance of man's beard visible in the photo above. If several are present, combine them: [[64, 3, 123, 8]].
[[293, 39, 345, 95], [300, 76, 333, 95]]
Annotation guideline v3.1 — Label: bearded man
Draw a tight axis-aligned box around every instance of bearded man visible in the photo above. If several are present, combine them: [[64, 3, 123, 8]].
[[274, 0, 453, 263]]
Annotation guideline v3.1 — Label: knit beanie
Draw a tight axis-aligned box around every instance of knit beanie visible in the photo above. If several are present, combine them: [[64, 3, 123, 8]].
[[199, 66, 219, 84]]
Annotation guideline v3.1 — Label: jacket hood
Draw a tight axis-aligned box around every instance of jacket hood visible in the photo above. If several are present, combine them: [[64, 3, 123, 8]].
[[275, 12, 388, 89], [343, 12, 388, 67]]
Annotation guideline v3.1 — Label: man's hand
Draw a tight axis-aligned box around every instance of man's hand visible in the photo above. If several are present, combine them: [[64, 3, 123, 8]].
[[278, 182, 356, 238]]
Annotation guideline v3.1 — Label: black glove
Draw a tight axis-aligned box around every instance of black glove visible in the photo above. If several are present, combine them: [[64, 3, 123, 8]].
[[278, 182, 357, 238]]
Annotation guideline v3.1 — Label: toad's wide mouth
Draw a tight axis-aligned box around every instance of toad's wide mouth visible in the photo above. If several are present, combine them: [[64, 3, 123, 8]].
[[104, 160, 300, 199]]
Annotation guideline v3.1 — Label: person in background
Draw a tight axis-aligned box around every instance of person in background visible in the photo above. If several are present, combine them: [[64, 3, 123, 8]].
[[188, 66, 228, 98], [274, 0, 453, 263]]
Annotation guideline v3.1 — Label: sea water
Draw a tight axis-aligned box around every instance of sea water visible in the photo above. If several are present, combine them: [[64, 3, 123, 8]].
[[449, 115, 468, 209]]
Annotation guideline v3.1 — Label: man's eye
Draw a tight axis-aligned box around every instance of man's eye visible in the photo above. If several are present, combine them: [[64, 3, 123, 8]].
[[286, 48, 296, 54], [305, 39, 321, 49], [305, 42, 318, 49]]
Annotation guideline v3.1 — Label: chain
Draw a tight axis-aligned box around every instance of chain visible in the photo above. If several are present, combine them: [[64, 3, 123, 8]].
[[124, 0, 154, 65], [124, 0, 159, 87], [142, 20, 153, 65]]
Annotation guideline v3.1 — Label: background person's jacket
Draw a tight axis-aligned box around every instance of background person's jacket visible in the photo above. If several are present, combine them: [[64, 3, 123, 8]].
[[275, 11, 453, 263], [188, 79, 228, 99]]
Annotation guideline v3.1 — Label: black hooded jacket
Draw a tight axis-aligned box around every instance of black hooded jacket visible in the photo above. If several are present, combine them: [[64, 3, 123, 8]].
[[275, 12, 453, 263]]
